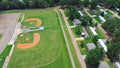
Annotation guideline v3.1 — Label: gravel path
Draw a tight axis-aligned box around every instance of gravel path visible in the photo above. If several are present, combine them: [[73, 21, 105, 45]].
[[60, 9, 87, 68], [0, 13, 21, 54]]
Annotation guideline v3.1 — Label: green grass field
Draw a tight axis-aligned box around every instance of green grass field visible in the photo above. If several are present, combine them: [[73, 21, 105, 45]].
[[0, 34, 2, 39], [0, 45, 12, 68], [8, 8, 72, 68], [58, 9, 81, 68]]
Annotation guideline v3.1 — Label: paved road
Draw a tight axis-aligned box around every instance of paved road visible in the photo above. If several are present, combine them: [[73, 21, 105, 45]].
[[60, 9, 87, 68], [55, 9, 76, 68], [0, 13, 21, 54]]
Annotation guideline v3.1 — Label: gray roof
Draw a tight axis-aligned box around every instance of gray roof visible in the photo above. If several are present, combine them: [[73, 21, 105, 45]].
[[87, 43, 96, 51], [73, 19, 81, 25], [99, 62, 110, 68]]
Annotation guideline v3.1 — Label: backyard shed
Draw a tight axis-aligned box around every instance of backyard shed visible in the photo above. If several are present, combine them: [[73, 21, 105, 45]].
[[98, 39, 108, 52], [73, 19, 81, 26], [87, 43, 96, 51]]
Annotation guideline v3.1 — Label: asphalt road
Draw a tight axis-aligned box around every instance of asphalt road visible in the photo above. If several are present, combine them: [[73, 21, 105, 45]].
[[0, 13, 20, 54]]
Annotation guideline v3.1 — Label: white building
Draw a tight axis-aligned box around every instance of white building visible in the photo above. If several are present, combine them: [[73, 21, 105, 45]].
[[99, 16, 106, 23], [89, 27, 98, 35], [98, 39, 108, 52], [78, 11, 84, 16]]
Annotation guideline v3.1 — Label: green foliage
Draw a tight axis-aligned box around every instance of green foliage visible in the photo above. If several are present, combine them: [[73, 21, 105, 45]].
[[92, 35, 99, 45], [0, 45, 12, 68], [86, 47, 104, 67], [107, 42, 120, 62], [67, 6, 80, 20], [81, 16, 92, 26]]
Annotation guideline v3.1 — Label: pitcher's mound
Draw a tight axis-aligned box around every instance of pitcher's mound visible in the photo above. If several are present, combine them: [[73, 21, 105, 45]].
[[25, 18, 42, 27]]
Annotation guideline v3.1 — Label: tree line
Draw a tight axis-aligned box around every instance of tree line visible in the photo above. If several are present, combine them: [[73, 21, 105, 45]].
[[0, 0, 120, 10], [102, 17, 120, 62]]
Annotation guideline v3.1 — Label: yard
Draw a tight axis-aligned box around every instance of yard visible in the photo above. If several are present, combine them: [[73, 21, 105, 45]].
[[94, 16, 101, 24], [71, 27, 82, 38], [8, 8, 72, 68], [0, 45, 12, 68]]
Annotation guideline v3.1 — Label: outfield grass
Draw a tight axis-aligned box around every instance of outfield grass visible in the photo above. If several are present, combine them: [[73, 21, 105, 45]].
[[0, 45, 12, 68], [8, 8, 72, 68]]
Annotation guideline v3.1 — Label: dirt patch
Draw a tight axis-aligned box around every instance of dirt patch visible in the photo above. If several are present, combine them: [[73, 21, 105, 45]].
[[25, 37, 30, 41], [25, 18, 42, 27], [20, 34, 24, 37], [17, 33, 40, 49]]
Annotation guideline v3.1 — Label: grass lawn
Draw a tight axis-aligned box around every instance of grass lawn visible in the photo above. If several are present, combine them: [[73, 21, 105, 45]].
[[68, 19, 74, 26], [96, 29, 107, 38], [8, 8, 72, 68], [77, 41, 88, 55], [0, 34, 2, 39], [87, 10, 94, 15], [86, 28, 94, 38], [71, 27, 82, 38], [106, 10, 113, 16], [0, 45, 12, 68], [94, 16, 101, 24]]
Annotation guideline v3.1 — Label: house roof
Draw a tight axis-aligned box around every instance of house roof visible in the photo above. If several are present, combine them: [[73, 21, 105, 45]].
[[99, 16, 106, 23], [78, 11, 84, 16], [89, 27, 98, 35], [87, 43, 96, 51], [98, 39, 108, 52], [99, 62, 110, 68], [73, 19, 81, 25]]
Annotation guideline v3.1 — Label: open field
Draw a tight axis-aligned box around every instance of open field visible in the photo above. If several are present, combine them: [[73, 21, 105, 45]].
[[7, 8, 72, 68]]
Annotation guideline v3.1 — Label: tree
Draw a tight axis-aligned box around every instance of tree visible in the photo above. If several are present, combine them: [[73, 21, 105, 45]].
[[92, 35, 100, 45], [67, 6, 80, 20], [118, 10, 120, 16], [107, 42, 120, 62], [86, 47, 104, 67], [14, 1, 25, 9]]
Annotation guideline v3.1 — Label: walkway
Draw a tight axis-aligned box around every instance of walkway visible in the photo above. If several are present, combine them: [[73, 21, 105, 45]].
[[60, 9, 87, 68], [55, 9, 76, 68], [108, 9, 120, 19]]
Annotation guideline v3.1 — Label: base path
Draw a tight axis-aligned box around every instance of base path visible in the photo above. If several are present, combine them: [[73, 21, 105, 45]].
[[17, 33, 40, 49], [60, 9, 87, 68], [25, 18, 42, 27]]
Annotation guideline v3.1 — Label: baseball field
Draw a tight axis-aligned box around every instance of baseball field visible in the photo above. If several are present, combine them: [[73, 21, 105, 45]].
[[8, 8, 72, 68]]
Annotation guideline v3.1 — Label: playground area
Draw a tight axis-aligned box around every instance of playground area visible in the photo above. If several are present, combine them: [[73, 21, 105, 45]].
[[0, 13, 20, 54], [8, 8, 72, 68]]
